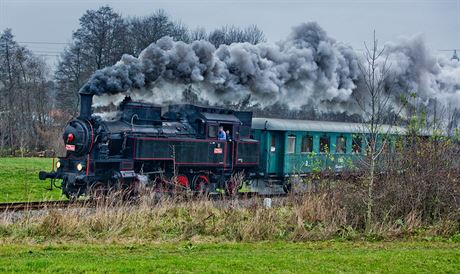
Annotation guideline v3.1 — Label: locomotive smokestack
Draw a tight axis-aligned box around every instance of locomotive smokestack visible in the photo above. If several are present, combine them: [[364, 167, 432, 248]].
[[79, 92, 94, 119]]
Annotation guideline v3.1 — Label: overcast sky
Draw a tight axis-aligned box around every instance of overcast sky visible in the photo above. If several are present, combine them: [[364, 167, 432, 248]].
[[0, 0, 459, 68]]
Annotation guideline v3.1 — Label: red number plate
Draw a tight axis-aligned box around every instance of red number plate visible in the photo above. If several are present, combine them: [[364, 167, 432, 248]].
[[214, 148, 223, 154], [66, 144, 75, 151]]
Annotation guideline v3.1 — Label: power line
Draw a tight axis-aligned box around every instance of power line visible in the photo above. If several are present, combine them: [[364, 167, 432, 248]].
[[17, 41, 70, 45], [32, 50, 62, 54], [36, 54, 60, 57]]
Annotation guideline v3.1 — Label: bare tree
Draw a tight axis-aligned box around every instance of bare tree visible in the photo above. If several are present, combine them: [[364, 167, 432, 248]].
[[356, 31, 405, 232], [0, 29, 15, 154], [190, 27, 208, 41], [0, 28, 51, 156], [445, 103, 460, 137], [56, 7, 193, 113], [55, 6, 129, 115], [208, 25, 266, 47], [243, 25, 266, 44], [73, 6, 129, 70], [55, 42, 85, 115], [170, 21, 191, 43], [208, 27, 227, 47], [128, 10, 190, 55]]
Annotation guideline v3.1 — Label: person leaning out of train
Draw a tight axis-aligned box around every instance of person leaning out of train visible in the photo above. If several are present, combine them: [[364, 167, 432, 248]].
[[218, 126, 227, 141], [226, 130, 232, 141]]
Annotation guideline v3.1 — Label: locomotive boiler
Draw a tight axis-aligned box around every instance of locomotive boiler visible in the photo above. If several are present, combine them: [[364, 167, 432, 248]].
[[39, 91, 260, 198]]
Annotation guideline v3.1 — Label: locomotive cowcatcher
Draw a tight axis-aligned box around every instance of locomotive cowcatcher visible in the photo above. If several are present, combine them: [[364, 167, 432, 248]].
[[39, 92, 260, 198]]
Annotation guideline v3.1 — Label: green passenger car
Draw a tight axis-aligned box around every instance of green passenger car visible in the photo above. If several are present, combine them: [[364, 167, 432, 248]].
[[251, 118, 405, 177]]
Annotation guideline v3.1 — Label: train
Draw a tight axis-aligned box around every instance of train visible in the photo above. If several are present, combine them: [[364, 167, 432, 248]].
[[39, 91, 406, 198]]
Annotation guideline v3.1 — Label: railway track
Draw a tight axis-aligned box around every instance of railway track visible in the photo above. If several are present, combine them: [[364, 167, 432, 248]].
[[0, 200, 88, 212], [0, 192, 287, 212]]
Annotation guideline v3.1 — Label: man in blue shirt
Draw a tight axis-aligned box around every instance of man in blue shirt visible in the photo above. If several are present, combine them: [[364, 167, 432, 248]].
[[218, 126, 227, 141]]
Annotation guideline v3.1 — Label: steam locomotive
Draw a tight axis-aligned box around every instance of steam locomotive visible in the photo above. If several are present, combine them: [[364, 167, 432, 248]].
[[40, 91, 409, 199], [39, 92, 261, 198]]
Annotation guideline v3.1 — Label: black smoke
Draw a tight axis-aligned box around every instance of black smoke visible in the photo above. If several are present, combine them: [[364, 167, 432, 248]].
[[81, 22, 460, 123]]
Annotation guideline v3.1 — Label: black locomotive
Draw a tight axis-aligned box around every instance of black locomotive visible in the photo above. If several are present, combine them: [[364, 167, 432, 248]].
[[39, 92, 260, 198]]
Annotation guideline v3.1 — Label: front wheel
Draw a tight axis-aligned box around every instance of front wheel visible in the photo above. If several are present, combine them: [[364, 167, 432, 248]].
[[62, 178, 83, 200], [65, 193, 79, 202], [88, 181, 108, 200]]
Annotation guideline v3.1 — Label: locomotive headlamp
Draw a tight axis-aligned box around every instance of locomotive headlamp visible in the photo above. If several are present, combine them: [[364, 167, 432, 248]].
[[76, 163, 83, 171], [56, 161, 61, 169]]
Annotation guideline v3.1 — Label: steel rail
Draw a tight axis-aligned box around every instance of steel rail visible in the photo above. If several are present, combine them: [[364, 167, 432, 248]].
[[0, 200, 87, 212], [0, 192, 288, 212]]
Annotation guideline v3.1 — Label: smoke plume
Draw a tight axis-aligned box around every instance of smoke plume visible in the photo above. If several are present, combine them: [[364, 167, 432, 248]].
[[83, 22, 360, 112], [81, 22, 460, 123], [384, 35, 460, 113]]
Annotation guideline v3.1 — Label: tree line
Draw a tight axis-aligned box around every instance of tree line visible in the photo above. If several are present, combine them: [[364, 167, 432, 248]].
[[0, 6, 265, 156]]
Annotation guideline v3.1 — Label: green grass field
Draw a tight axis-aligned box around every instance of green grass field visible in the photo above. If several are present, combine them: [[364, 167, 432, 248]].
[[0, 241, 459, 273], [1, 158, 460, 273], [0, 157, 64, 202]]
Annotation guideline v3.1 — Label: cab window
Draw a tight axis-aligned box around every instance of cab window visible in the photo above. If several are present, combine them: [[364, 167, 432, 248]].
[[208, 125, 217, 138], [196, 119, 205, 135]]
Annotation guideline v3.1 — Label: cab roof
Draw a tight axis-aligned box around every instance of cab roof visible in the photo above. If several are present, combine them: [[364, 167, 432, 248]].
[[200, 112, 241, 123]]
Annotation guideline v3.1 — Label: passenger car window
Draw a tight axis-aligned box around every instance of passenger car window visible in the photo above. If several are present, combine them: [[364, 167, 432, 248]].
[[352, 135, 362, 154], [336, 136, 347, 154], [301, 135, 313, 153], [287, 135, 296, 154], [270, 134, 276, 152], [320, 135, 329, 153]]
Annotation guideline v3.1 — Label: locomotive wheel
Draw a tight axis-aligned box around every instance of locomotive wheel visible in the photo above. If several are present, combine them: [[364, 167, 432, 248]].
[[153, 176, 169, 192], [173, 175, 190, 192], [225, 179, 238, 196], [89, 182, 108, 200], [120, 180, 140, 201], [106, 178, 134, 202], [193, 175, 210, 195], [65, 193, 79, 202]]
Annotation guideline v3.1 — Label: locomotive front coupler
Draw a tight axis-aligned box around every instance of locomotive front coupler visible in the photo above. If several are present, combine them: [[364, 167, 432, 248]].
[[38, 171, 58, 180], [39, 171, 93, 184]]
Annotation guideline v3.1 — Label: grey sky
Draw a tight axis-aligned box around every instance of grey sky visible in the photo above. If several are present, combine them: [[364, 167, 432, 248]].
[[1, 0, 459, 68]]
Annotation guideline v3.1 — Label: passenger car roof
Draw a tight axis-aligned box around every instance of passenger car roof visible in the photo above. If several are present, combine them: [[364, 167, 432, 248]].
[[252, 117, 407, 135]]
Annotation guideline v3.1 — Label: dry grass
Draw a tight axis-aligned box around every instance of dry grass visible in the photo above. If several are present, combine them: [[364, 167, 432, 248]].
[[1, 189, 459, 244]]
